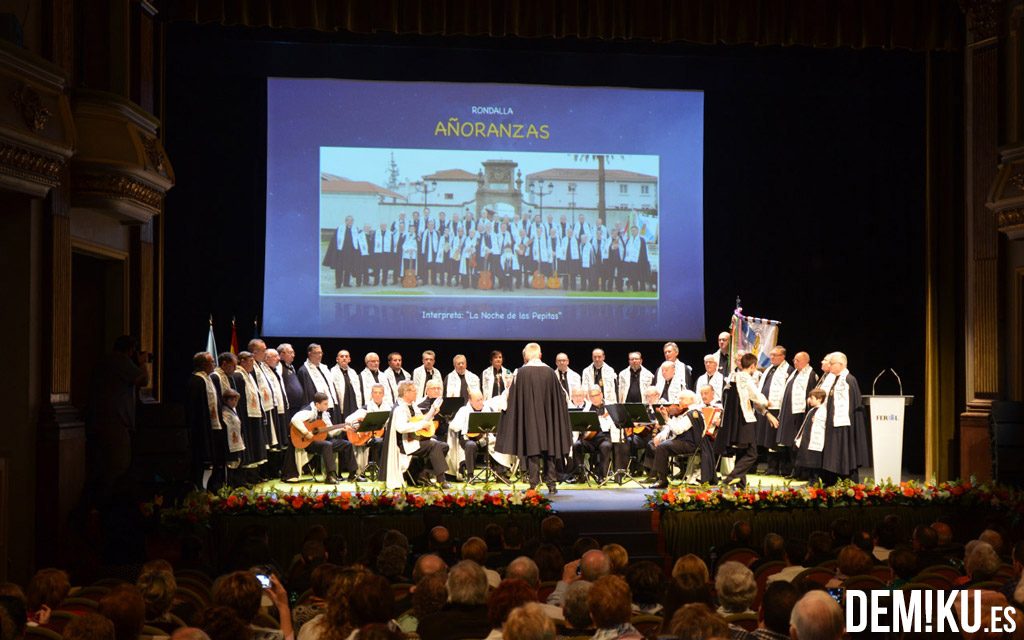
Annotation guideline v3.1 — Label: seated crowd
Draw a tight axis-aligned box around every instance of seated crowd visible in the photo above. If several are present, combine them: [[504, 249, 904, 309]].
[[2, 515, 1023, 640]]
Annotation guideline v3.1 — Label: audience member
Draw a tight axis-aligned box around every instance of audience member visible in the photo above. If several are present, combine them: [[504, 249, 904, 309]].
[[0, 595, 27, 640], [502, 603, 554, 640], [714, 562, 756, 616], [556, 581, 594, 638], [137, 569, 181, 633], [195, 607, 252, 640], [502, 557, 564, 621], [98, 585, 146, 640], [804, 532, 834, 567], [978, 529, 1005, 556], [485, 580, 536, 640], [571, 538, 600, 561], [825, 545, 873, 588], [546, 550, 610, 606], [751, 533, 787, 572], [462, 538, 501, 588], [533, 544, 564, 583], [345, 574, 396, 636], [872, 519, 899, 562], [789, 590, 843, 640], [660, 578, 713, 634], [288, 540, 328, 594], [63, 612, 116, 640], [670, 555, 710, 589], [714, 521, 754, 561], [963, 542, 1001, 587], [355, 624, 404, 640], [602, 544, 629, 576], [212, 571, 294, 640], [299, 566, 369, 640], [828, 519, 852, 553], [624, 561, 663, 615], [888, 548, 918, 589], [375, 545, 410, 583], [912, 524, 946, 570], [669, 603, 729, 640], [418, 561, 490, 640], [26, 568, 70, 625], [1001, 541, 1024, 605], [756, 582, 799, 640], [953, 589, 1011, 640], [291, 563, 342, 633], [396, 573, 447, 633], [587, 576, 642, 640]]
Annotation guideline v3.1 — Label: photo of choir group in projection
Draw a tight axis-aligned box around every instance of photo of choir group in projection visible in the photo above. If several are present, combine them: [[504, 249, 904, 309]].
[[318, 148, 661, 298]]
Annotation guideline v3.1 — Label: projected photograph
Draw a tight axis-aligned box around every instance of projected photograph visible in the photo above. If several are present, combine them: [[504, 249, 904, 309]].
[[319, 147, 660, 299]]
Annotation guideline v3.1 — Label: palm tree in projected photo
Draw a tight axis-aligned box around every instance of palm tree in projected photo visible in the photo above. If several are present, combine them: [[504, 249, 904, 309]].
[[573, 154, 625, 224]]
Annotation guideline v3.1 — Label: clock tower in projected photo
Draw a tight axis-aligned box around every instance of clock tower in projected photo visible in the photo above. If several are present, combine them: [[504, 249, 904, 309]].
[[475, 159, 523, 216]]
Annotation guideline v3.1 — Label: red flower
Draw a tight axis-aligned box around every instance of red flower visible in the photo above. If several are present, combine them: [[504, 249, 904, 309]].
[[291, 497, 305, 509], [456, 496, 467, 507]]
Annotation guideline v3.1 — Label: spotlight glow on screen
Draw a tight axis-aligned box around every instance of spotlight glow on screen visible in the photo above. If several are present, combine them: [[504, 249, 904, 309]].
[[264, 78, 703, 341]]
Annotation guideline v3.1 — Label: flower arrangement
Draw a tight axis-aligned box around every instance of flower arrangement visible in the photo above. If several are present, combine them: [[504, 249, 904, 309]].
[[645, 478, 1024, 515], [143, 486, 551, 526]]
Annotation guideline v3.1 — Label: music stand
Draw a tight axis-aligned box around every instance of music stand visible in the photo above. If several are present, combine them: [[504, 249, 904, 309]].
[[569, 411, 603, 487], [355, 411, 390, 480], [465, 412, 508, 486], [438, 397, 466, 421]]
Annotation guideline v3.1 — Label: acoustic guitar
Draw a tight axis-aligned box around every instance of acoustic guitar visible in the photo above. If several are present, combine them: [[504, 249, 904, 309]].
[[531, 270, 546, 289], [546, 273, 561, 289], [290, 419, 356, 449], [401, 268, 417, 288], [410, 414, 440, 438], [346, 424, 384, 447], [477, 270, 494, 290]]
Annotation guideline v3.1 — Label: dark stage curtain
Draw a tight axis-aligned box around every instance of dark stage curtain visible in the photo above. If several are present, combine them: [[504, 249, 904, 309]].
[[161, 0, 963, 52]]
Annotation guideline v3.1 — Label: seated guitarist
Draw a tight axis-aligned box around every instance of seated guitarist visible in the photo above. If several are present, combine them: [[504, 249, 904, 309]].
[[344, 383, 393, 474], [290, 392, 363, 484], [636, 386, 664, 476], [383, 380, 450, 489]]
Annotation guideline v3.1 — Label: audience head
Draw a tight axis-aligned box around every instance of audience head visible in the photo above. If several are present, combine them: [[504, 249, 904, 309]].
[[671, 554, 710, 589], [979, 529, 1004, 555], [579, 549, 611, 582], [540, 514, 565, 544], [26, 568, 70, 612], [98, 585, 146, 640], [447, 560, 488, 606], [873, 519, 900, 550], [194, 606, 251, 640], [357, 624, 404, 640], [0, 595, 26, 640], [836, 545, 874, 578], [829, 518, 853, 548], [533, 544, 564, 583], [851, 530, 873, 555], [136, 569, 177, 620], [484, 523, 504, 551], [931, 521, 954, 546], [889, 548, 918, 581], [561, 581, 593, 630], [789, 590, 844, 640], [412, 554, 448, 583], [411, 573, 448, 621], [502, 602, 554, 640], [954, 590, 1010, 640], [348, 574, 395, 627], [625, 561, 664, 608], [731, 520, 753, 546], [806, 531, 833, 561], [601, 544, 629, 575], [912, 524, 938, 552], [505, 556, 541, 589], [461, 537, 489, 565], [760, 581, 800, 636], [965, 542, 1001, 582], [572, 537, 600, 560], [375, 544, 408, 580], [310, 563, 343, 599], [715, 561, 756, 613], [63, 612, 116, 640], [763, 533, 787, 562], [487, 579, 536, 630], [212, 571, 267, 623], [588, 575, 632, 629], [669, 603, 729, 640]]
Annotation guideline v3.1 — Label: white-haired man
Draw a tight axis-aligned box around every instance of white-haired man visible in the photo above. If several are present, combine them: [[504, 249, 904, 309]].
[[695, 354, 724, 402], [821, 352, 868, 483]]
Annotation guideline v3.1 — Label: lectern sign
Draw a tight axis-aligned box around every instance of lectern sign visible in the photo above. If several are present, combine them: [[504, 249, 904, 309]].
[[866, 395, 907, 484]]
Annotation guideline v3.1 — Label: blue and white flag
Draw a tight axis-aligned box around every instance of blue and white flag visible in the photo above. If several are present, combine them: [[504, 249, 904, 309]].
[[730, 308, 780, 369], [636, 212, 659, 243]]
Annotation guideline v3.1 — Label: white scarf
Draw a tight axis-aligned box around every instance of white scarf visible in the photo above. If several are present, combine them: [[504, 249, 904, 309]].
[[790, 367, 813, 414], [304, 362, 337, 407], [194, 371, 220, 430], [222, 406, 245, 452], [763, 362, 791, 409], [831, 369, 852, 427], [243, 369, 264, 418], [254, 362, 275, 409], [808, 407, 827, 452]]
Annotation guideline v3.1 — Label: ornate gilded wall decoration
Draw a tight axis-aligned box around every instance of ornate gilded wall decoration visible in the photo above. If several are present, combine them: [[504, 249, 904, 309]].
[[11, 84, 52, 132]]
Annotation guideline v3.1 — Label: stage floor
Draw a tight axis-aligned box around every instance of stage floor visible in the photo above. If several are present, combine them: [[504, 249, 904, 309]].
[[254, 473, 810, 513]]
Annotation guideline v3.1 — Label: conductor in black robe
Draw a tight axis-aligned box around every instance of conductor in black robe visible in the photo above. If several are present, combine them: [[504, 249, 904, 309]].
[[495, 343, 572, 494]]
